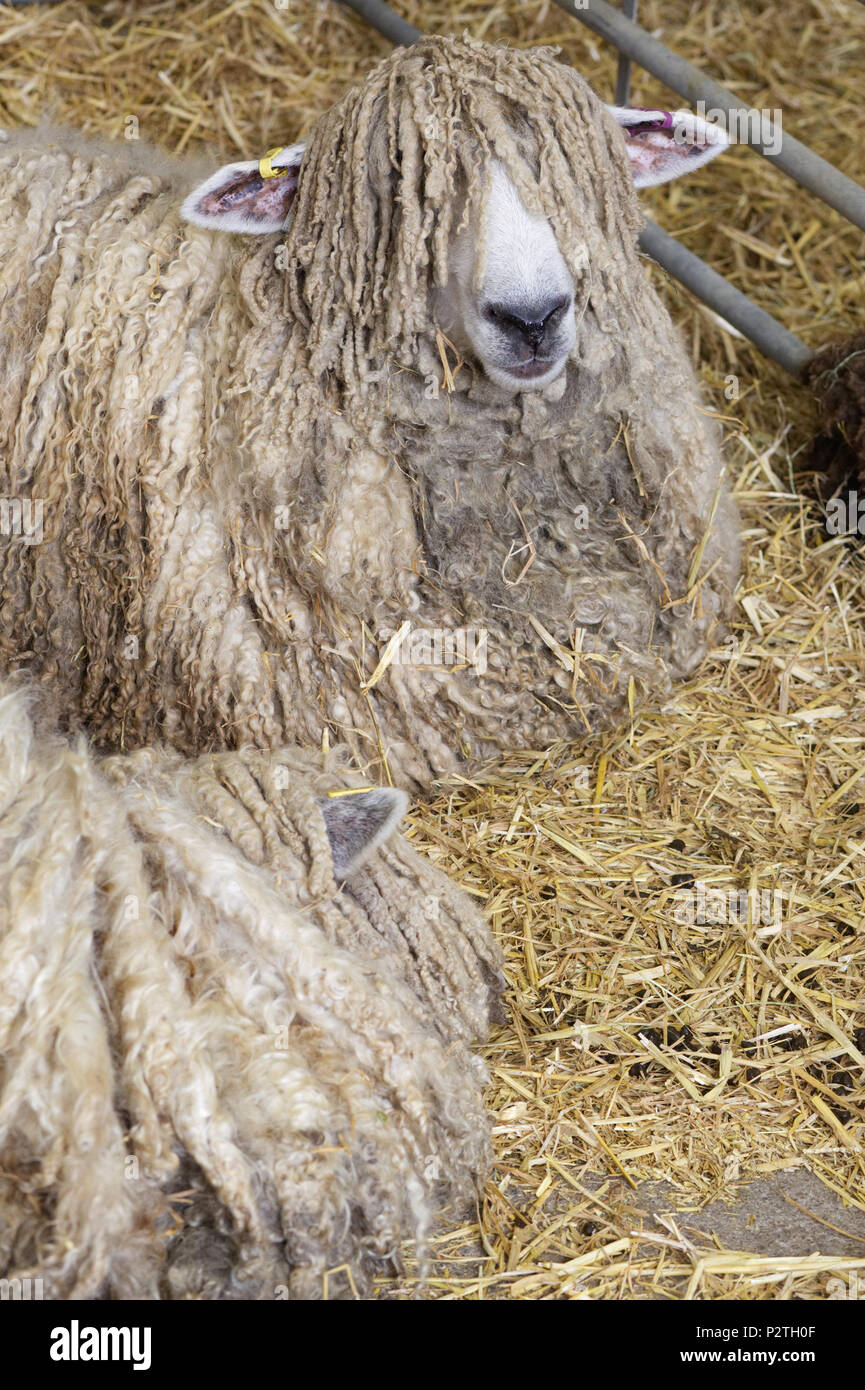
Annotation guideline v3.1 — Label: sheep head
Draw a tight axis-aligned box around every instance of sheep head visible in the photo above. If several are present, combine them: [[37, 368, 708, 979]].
[[181, 36, 726, 394]]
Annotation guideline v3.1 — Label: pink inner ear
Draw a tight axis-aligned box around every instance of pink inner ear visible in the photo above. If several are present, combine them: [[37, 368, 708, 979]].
[[199, 168, 299, 223], [626, 129, 685, 174], [623, 124, 710, 182]]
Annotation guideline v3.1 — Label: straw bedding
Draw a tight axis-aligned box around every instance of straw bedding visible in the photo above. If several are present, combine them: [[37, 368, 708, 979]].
[[0, 0, 863, 1300]]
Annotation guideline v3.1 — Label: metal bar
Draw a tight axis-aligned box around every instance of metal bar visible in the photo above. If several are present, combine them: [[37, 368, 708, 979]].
[[339, 0, 812, 374], [614, 1, 638, 107], [556, 0, 865, 233], [639, 220, 812, 376], [340, 0, 420, 45]]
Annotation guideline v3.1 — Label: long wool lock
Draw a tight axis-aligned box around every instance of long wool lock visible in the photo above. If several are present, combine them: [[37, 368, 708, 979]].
[[0, 680, 503, 1298]]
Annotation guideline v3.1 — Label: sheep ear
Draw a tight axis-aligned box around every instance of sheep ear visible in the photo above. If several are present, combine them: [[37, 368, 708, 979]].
[[318, 788, 409, 879], [608, 107, 728, 188], [180, 142, 305, 233]]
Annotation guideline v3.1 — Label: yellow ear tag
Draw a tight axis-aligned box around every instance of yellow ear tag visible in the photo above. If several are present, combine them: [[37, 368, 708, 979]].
[[259, 148, 289, 179]]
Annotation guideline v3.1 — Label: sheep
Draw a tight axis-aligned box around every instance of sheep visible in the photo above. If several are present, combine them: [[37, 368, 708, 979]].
[[0, 677, 503, 1299], [0, 34, 739, 791]]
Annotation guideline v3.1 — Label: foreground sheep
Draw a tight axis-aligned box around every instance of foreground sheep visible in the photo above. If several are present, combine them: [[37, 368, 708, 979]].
[[0, 680, 502, 1299], [0, 35, 738, 789]]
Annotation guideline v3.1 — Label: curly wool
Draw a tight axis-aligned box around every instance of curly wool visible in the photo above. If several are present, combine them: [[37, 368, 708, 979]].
[[0, 36, 739, 788], [0, 680, 502, 1299], [804, 331, 865, 495]]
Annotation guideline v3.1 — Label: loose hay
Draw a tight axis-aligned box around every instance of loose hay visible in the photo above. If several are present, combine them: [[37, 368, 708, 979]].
[[0, 0, 863, 1300]]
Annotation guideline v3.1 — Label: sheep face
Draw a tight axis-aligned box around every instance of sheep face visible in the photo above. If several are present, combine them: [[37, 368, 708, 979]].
[[428, 110, 728, 394], [433, 161, 577, 392], [182, 145, 578, 392], [184, 82, 734, 397]]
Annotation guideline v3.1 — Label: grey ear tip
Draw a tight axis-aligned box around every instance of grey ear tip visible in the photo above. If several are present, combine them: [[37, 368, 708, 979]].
[[385, 787, 410, 817], [318, 786, 411, 879], [370, 787, 410, 837]]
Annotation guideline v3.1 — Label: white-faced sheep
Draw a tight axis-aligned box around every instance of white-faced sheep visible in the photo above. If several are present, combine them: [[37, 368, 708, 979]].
[[0, 34, 738, 793], [0, 679, 503, 1299]]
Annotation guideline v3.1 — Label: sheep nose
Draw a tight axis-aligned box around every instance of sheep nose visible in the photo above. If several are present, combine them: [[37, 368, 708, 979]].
[[485, 296, 571, 351]]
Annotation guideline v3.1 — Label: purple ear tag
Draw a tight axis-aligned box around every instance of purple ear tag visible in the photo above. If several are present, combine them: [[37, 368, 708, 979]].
[[627, 108, 675, 136]]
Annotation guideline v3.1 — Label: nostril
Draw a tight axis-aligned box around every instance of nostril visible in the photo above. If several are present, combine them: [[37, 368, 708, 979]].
[[485, 304, 544, 344], [484, 297, 572, 346], [542, 296, 571, 326]]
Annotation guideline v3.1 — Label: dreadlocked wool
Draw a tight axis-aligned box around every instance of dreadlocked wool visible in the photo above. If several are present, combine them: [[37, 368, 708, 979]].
[[0, 679, 503, 1299], [0, 35, 738, 790]]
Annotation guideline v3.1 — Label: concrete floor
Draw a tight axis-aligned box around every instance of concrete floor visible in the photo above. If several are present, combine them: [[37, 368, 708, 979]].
[[631, 1169, 865, 1258]]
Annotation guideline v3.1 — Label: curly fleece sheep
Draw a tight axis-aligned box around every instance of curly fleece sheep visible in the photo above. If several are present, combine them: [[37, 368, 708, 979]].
[[0, 679, 503, 1299], [0, 35, 739, 790]]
